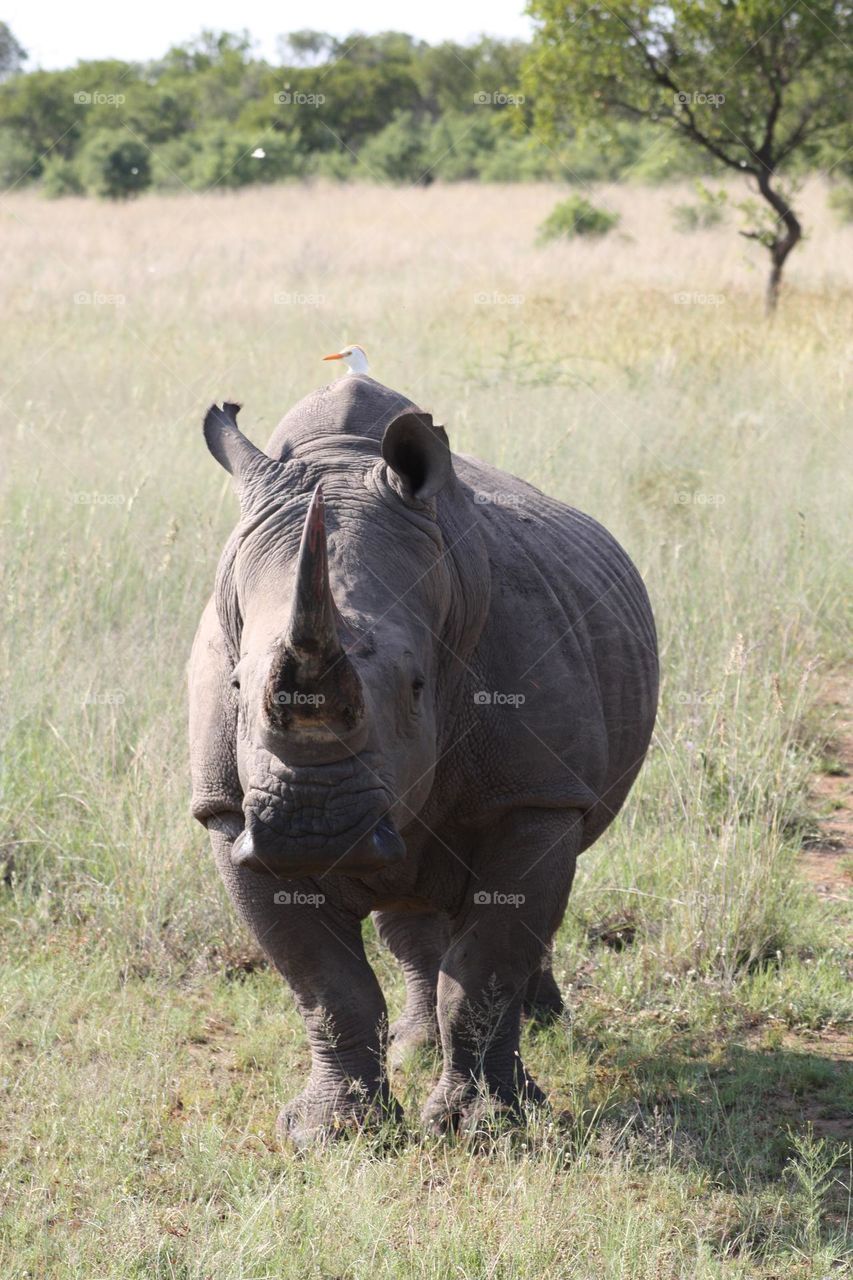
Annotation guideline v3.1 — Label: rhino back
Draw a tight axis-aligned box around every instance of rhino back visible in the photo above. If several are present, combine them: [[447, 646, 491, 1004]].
[[443, 454, 658, 849]]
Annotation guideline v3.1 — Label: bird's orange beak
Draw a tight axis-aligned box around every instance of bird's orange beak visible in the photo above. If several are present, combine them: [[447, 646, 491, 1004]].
[[322, 351, 344, 361]]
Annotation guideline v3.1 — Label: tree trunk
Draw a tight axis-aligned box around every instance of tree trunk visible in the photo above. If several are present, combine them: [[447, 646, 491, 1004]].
[[758, 168, 801, 314]]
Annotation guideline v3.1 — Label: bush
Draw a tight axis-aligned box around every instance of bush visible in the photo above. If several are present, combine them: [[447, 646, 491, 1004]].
[[41, 155, 84, 197], [0, 127, 36, 188], [184, 129, 304, 191], [357, 111, 431, 184], [536, 195, 619, 243], [672, 184, 728, 232], [77, 132, 150, 199]]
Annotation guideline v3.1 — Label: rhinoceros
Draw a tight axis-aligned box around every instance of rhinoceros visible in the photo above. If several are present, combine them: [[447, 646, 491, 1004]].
[[189, 374, 658, 1145]]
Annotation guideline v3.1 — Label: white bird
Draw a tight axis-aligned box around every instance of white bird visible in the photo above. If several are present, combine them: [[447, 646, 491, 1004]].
[[322, 343, 369, 375]]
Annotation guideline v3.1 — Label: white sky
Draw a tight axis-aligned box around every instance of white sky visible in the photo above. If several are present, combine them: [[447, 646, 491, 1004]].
[[8, 1, 535, 70]]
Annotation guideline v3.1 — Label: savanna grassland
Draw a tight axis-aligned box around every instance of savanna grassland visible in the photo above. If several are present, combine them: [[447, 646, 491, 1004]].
[[1, 179, 852, 1278]]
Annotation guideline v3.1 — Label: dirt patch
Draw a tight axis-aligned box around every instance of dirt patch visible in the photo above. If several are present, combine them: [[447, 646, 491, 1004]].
[[801, 670, 853, 903]]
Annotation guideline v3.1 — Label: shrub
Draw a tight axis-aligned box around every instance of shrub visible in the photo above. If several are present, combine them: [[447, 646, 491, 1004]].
[[0, 127, 36, 188], [827, 183, 853, 224], [357, 111, 431, 184], [77, 132, 150, 199], [672, 185, 728, 232], [536, 195, 619, 243], [41, 155, 84, 197], [184, 129, 304, 191]]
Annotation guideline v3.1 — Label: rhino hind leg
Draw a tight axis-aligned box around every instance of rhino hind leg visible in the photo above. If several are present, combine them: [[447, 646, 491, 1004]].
[[422, 809, 581, 1137], [374, 908, 448, 1064], [523, 950, 564, 1025]]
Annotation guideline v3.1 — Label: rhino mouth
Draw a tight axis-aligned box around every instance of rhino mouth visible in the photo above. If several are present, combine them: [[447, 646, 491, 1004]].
[[231, 758, 406, 877]]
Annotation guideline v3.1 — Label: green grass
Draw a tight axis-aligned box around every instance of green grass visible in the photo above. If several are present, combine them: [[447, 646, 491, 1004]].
[[1, 180, 852, 1277]]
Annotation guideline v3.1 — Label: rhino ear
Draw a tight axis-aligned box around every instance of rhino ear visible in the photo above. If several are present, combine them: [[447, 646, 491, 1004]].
[[203, 403, 283, 504], [381, 410, 452, 502]]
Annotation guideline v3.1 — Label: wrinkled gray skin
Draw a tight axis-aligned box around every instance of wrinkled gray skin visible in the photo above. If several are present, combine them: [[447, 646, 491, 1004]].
[[189, 375, 658, 1145]]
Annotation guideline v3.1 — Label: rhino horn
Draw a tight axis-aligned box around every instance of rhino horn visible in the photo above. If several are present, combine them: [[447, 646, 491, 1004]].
[[266, 484, 366, 741], [286, 484, 339, 657]]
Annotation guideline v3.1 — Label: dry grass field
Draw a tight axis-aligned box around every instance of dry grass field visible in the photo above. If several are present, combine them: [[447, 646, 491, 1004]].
[[1, 178, 852, 1278]]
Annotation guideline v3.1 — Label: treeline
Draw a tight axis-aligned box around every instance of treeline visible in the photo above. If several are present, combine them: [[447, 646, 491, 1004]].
[[0, 28, 707, 197]]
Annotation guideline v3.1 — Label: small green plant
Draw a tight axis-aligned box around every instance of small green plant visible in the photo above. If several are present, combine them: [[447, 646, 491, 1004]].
[[785, 1126, 851, 1256], [828, 183, 853, 224], [536, 194, 619, 243], [672, 183, 728, 232]]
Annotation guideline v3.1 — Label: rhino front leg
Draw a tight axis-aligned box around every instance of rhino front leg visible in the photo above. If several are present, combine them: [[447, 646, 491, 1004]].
[[207, 817, 401, 1147], [374, 908, 449, 1063], [422, 809, 582, 1135]]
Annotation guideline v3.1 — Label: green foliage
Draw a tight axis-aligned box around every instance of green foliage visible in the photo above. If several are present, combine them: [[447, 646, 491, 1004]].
[[357, 110, 431, 184], [41, 155, 85, 197], [526, 1, 853, 176], [0, 20, 27, 80], [526, 0, 853, 303], [537, 195, 619, 243], [77, 131, 151, 199], [672, 183, 728, 233], [10, 23, 845, 198], [0, 126, 34, 187], [827, 183, 853, 224]]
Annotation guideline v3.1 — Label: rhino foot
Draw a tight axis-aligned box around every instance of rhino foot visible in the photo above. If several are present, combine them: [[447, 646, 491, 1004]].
[[277, 1084, 403, 1149], [421, 1070, 547, 1138], [523, 966, 565, 1027], [388, 1011, 439, 1067]]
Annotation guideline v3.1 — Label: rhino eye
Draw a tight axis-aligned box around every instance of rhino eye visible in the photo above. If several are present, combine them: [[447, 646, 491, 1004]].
[[411, 677, 425, 698]]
